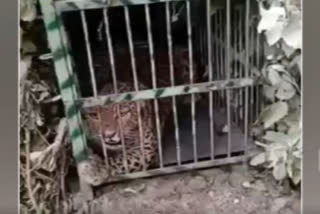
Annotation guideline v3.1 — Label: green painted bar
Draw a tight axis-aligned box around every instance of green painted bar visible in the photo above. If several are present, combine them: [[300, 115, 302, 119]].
[[39, 0, 89, 162], [54, 0, 184, 12], [75, 78, 258, 109]]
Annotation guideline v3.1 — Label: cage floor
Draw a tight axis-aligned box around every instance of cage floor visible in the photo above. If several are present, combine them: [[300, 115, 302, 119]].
[[161, 99, 255, 166]]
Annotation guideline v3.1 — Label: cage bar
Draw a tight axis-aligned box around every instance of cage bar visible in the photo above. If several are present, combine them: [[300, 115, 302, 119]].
[[75, 78, 256, 108], [39, 0, 93, 198], [80, 9, 111, 168], [226, 0, 232, 157], [233, 10, 239, 126], [238, 8, 244, 125], [244, 0, 251, 158], [124, 6, 147, 170], [105, 155, 247, 183], [166, 2, 182, 165], [219, 11, 225, 102], [206, 0, 215, 160], [186, 0, 197, 162], [255, 25, 261, 119], [213, 13, 221, 108], [55, 0, 186, 12], [145, 4, 164, 168], [80, 10, 98, 97], [102, 8, 129, 173], [249, 26, 254, 124]]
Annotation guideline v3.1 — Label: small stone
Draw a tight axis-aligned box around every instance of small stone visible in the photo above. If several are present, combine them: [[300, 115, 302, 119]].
[[188, 176, 207, 190], [253, 180, 267, 192], [242, 181, 252, 188], [233, 198, 240, 204], [271, 197, 289, 213], [208, 191, 214, 198], [229, 172, 249, 188]]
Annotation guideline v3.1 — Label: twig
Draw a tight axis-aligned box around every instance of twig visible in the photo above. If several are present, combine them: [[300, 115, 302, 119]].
[[25, 138, 42, 214], [30, 118, 67, 171], [43, 95, 61, 103], [60, 146, 67, 201], [35, 127, 51, 146]]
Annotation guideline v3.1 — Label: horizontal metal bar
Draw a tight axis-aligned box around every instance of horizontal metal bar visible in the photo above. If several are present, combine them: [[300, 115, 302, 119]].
[[72, 78, 259, 108], [55, 0, 184, 12], [99, 154, 258, 184]]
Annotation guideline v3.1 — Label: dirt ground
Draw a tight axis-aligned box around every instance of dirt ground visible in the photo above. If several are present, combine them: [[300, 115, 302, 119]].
[[69, 164, 300, 214]]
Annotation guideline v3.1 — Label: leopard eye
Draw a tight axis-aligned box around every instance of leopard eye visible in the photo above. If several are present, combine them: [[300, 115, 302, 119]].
[[88, 112, 99, 120]]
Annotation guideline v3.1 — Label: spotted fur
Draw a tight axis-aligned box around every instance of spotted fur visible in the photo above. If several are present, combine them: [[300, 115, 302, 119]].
[[81, 81, 170, 186]]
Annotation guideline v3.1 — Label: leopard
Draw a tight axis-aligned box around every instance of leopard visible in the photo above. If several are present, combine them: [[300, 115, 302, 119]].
[[79, 81, 171, 186]]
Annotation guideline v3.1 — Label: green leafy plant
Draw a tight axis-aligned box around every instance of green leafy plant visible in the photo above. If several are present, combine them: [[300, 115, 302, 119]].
[[250, 0, 301, 185]]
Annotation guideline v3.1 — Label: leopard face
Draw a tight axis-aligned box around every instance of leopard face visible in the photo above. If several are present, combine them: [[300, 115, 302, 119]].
[[85, 102, 138, 151]]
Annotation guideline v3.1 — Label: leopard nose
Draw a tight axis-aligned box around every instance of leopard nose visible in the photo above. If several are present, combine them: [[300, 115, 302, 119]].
[[104, 130, 116, 138], [111, 134, 120, 142]]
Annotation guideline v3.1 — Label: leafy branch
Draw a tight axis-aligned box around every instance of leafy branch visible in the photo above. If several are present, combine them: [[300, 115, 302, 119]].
[[249, 0, 302, 186]]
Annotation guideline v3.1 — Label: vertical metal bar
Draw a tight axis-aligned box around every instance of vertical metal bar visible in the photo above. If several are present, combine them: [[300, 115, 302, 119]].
[[80, 10, 98, 97], [103, 8, 129, 173], [39, 0, 91, 198], [234, 10, 239, 125], [145, 5, 164, 168], [255, 26, 261, 118], [226, 0, 232, 157], [249, 27, 254, 124], [239, 8, 244, 126], [166, 2, 181, 165], [186, 0, 197, 162], [206, 0, 215, 160], [214, 14, 220, 108], [81, 9, 111, 170], [244, 0, 251, 157], [124, 6, 146, 170], [219, 11, 225, 106]]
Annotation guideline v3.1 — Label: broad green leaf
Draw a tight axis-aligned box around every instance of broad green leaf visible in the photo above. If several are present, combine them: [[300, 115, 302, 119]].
[[258, 101, 289, 128], [20, 0, 36, 22], [286, 155, 294, 178], [277, 121, 288, 132], [272, 161, 287, 180], [275, 79, 296, 100], [263, 84, 277, 101], [250, 152, 266, 166], [269, 64, 287, 73], [268, 68, 282, 86], [266, 147, 287, 169], [288, 96, 301, 111], [257, 2, 286, 45], [285, 109, 301, 127], [282, 39, 296, 57], [282, 13, 302, 50], [291, 169, 301, 185], [262, 131, 291, 144]]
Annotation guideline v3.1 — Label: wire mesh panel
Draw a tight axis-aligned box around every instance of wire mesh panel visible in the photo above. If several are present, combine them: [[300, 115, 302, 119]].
[[40, 0, 263, 187]]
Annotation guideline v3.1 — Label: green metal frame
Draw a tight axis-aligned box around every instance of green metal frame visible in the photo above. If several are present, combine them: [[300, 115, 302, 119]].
[[39, 0, 89, 163]]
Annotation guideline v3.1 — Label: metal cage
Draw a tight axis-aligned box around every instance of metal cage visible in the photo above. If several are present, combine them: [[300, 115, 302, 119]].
[[39, 0, 264, 194]]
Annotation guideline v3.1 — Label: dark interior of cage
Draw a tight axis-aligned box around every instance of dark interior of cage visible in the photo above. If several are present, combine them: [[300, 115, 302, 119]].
[[61, 0, 262, 168]]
